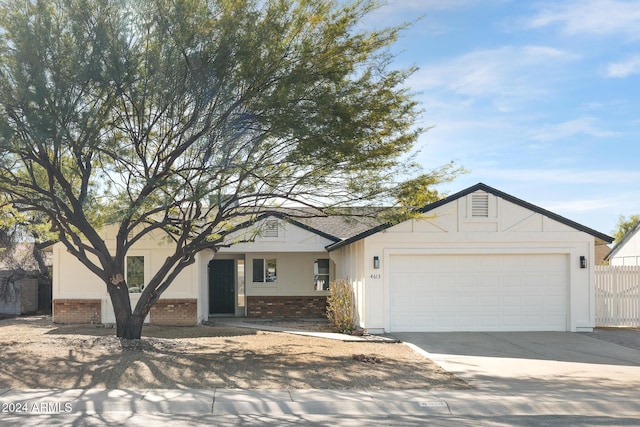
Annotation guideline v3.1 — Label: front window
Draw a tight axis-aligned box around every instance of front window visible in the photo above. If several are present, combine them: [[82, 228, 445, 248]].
[[126, 256, 145, 292], [314, 258, 330, 291], [253, 258, 277, 282]]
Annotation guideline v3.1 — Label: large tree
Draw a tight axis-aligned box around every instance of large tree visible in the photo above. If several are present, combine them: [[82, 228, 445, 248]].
[[0, 0, 455, 338]]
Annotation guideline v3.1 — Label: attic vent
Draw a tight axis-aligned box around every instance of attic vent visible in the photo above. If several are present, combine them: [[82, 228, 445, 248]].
[[263, 220, 279, 238], [471, 193, 489, 217]]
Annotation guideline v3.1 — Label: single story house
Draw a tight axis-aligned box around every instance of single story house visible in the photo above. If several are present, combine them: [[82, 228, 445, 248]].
[[606, 222, 640, 266], [51, 183, 613, 332]]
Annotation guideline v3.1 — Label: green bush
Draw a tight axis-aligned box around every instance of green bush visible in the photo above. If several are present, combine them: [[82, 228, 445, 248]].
[[327, 278, 356, 333]]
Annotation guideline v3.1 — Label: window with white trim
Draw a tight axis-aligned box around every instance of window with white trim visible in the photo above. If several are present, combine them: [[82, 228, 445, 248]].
[[314, 258, 330, 291], [126, 255, 145, 293], [252, 258, 277, 282]]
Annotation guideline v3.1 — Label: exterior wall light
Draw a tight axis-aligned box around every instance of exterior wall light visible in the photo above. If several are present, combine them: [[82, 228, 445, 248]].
[[580, 256, 587, 269], [373, 256, 380, 269]]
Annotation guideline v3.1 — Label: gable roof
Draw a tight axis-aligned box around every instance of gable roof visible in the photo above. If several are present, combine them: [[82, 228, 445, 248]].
[[325, 182, 614, 251], [256, 208, 386, 243], [267, 212, 341, 243], [605, 221, 640, 261]]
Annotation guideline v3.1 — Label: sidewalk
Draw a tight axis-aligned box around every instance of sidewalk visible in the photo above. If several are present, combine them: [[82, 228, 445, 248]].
[[2, 323, 640, 425], [2, 386, 640, 418]]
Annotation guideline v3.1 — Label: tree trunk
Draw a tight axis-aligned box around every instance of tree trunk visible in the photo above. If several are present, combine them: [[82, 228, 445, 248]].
[[32, 243, 49, 278], [107, 280, 145, 339], [119, 312, 144, 339]]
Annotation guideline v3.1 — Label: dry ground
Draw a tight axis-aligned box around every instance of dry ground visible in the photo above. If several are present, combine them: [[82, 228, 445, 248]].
[[0, 315, 469, 390]]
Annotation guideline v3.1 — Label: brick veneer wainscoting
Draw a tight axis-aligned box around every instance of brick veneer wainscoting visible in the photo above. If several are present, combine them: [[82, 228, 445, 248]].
[[247, 296, 328, 318], [149, 299, 198, 326], [53, 299, 101, 324]]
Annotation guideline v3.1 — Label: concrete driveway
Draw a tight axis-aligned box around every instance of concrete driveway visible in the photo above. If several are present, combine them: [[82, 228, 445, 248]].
[[395, 331, 640, 414]]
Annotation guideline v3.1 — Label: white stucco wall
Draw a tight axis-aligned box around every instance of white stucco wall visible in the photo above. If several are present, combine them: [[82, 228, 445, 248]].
[[218, 216, 335, 253], [54, 217, 337, 323], [196, 250, 213, 322], [242, 252, 331, 297], [52, 225, 198, 323], [331, 190, 597, 333], [215, 217, 335, 298], [198, 217, 336, 318], [330, 239, 366, 326]]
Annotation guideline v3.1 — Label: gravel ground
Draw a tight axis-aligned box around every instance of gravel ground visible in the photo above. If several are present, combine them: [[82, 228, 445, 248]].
[[0, 315, 469, 390]]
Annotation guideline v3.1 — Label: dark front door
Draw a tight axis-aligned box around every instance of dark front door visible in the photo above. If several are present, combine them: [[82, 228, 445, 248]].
[[209, 259, 235, 314]]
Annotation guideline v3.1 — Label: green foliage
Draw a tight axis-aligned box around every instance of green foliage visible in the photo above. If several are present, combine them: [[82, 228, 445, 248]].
[[0, 0, 460, 337], [326, 278, 356, 333], [612, 214, 640, 243], [395, 162, 465, 208]]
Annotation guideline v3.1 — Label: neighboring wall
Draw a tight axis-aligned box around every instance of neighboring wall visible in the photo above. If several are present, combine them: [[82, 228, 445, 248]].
[[0, 273, 38, 315], [609, 231, 640, 266], [595, 243, 611, 265]]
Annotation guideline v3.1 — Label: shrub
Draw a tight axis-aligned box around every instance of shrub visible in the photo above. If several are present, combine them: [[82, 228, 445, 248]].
[[327, 278, 356, 333]]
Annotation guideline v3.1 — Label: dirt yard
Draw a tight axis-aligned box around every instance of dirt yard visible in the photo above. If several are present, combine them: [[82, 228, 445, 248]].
[[0, 315, 469, 390]]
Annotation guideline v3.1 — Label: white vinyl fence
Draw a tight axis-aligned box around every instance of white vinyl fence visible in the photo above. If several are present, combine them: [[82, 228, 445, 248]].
[[595, 265, 640, 326]]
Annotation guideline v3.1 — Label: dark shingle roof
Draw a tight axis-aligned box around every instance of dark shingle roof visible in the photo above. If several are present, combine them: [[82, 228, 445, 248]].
[[265, 208, 386, 242]]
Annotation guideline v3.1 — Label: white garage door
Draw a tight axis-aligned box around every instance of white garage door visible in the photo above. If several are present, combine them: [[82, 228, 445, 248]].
[[389, 254, 568, 332]]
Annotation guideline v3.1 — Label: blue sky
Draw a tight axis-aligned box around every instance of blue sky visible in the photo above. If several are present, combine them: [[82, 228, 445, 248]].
[[362, 0, 640, 238]]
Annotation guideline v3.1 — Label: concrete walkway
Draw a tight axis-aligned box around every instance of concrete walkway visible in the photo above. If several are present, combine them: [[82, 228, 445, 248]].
[[213, 318, 400, 342]]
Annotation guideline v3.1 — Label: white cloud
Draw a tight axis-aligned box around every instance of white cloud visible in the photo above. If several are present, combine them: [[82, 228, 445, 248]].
[[606, 55, 640, 78], [410, 45, 578, 109], [529, 117, 620, 142], [527, 0, 640, 39]]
